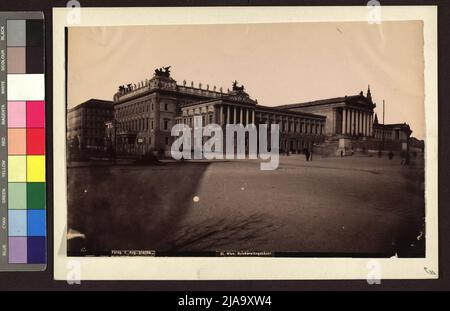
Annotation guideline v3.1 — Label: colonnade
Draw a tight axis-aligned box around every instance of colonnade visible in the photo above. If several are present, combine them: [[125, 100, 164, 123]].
[[219, 105, 255, 126], [341, 108, 373, 136]]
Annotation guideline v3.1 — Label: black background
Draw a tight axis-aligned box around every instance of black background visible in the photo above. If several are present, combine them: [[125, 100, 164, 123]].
[[0, 0, 448, 292]]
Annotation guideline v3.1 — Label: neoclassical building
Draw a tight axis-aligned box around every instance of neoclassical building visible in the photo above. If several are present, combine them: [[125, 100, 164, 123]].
[[66, 67, 414, 157], [109, 67, 326, 156], [278, 87, 376, 138]]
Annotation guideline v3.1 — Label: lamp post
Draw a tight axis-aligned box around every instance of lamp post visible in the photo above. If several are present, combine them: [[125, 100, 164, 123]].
[[382, 99, 385, 151]]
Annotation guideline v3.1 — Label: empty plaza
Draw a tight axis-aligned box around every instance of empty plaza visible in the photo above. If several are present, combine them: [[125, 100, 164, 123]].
[[67, 154, 425, 257]]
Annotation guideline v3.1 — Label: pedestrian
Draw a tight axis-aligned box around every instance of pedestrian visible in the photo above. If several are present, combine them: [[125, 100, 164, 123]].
[[388, 151, 394, 160], [310, 150, 313, 161], [340, 150, 344, 157]]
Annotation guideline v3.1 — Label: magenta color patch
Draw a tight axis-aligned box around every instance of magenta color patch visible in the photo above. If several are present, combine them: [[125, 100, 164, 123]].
[[7, 101, 26, 128], [26, 101, 45, 128], [9, 237, 27, 263]]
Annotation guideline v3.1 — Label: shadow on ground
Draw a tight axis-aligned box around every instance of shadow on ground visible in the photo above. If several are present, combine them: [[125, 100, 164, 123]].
[[67, 161, 210, 254]]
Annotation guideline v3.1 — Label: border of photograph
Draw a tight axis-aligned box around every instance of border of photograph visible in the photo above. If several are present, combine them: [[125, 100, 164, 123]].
[[53, 6, 438, 280]]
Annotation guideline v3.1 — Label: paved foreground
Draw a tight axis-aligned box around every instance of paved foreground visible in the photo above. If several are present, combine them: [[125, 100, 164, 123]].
[[67, 155, 425, 257]]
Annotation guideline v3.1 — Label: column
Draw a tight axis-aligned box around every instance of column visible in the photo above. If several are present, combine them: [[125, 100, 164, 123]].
[[252, 110, 255, 125], [239, 107, 243, 125], [361, 112, 365, 136], [366, 112, 369, 136], [369, 113, 373, 136], [362, 112, 365, 135], [366, 113, 370, 137], [226, 105, 230, 125], [343, 108, 347, 135], [348, 109, 352, 135], [219, 105, 224, 126], [359, 110, 362, 135], [361, 111, 365, 135], [350, 109, 354, 135], [348, 109, 351, 134], [246, 108, 249, 125], [356, 110, 359, 135], [233, 106, 237, 124]]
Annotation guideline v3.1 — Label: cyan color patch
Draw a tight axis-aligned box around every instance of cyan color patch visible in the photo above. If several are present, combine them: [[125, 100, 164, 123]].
[[27, 210, 46, 236]]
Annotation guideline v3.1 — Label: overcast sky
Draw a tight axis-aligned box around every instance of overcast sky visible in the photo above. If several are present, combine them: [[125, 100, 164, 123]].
[[68, 21, 424, 139]]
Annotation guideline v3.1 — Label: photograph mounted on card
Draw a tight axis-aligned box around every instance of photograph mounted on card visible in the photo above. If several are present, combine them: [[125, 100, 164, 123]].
[[52, 6, 437, 280]]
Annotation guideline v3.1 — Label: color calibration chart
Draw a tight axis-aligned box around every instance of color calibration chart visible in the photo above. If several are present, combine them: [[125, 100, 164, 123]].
[[0, 12, 46, 271]]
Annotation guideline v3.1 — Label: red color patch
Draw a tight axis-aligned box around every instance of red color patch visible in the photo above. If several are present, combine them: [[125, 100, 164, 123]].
[[26, 128, 45, 155]]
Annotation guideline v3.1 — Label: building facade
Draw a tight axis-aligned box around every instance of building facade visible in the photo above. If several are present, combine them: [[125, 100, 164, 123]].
[[278, 87, 376, 138], [67, 68, 416, 157], [109, 67, 326, 156], [372, 116, 412, 142], [67, 99, 114, 150]]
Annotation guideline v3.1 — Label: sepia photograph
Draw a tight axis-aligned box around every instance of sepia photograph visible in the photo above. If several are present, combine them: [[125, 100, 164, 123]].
[[65, 20, 426, 258]]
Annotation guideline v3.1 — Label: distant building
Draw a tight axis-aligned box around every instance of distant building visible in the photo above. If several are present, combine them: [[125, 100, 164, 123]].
[[369, 115, 413, 152], [67, 99, 114, 150], [372, 114, 412, 142], [409, 137, 425, 153]]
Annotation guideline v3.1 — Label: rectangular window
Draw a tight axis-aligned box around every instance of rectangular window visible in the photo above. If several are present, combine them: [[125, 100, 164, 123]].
[[164, 119, 168, 130], [165, 137, 169, 145], [164, 103, 168, 111]]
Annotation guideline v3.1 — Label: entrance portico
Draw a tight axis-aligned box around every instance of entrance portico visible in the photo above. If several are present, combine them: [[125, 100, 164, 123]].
[[277, 86, 376, 139]]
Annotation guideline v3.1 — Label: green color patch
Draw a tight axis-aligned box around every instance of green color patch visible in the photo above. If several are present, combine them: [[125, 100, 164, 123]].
[[27, 182, 46, 210]]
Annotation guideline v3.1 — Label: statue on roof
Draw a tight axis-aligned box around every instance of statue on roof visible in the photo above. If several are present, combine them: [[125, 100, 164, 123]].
[[154, 66, 171, 77], [232, 80, 245, 91]]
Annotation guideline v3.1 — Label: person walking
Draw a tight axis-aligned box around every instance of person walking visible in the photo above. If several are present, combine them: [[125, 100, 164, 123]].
[[304, 148, 310, 161]]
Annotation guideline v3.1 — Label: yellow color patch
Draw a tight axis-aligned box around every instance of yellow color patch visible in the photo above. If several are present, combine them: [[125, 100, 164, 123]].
[[27, 155, 45, 182], [8, 156, 26, 182]]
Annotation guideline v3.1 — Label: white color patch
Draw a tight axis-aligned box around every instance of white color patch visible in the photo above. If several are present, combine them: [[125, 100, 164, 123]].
[[7, 74, 45, 100]]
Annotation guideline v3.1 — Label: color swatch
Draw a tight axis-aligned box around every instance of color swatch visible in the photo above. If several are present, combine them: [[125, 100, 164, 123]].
[[0, 13, 46, 271]]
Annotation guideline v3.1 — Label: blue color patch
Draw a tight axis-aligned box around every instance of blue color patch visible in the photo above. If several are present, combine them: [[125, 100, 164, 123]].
[[27, 236, 46, 264]]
